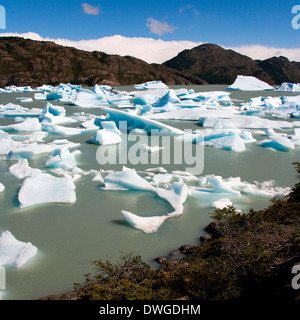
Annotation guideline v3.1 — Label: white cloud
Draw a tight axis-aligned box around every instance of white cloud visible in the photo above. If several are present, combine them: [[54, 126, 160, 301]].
[[1, 32, 300, 64], [82, 3, 100, 16], [146, 18, 177, 36], [179, 4, 200, 16]]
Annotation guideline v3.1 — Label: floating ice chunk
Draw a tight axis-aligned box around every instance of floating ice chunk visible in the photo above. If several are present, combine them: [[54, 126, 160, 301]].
[[0, 103, 34, 117], [0, 231, 38, 268], [257, 135, 295, 151], [0, 118, 41, 133], [156, 180, 189, 216], [212, 198, 233, 209], [45, 149, 77, 170], [134, 81, 169, 90], [291, 111, 300, 119], [207, 175, 241, 196], [9, 159, 34, 179], [133, 94, 159, 106], [41, 123, 93, 136], [92, 173, 104, 183], [228, 75, 274, 91], [87, 121, 122, 146], [0, 131, 16, 154], [101, 107, 184, 135], [7, 140, 80, 161], [145, 167, 168, 174], [18, 171, 76, 208], [73, 89, 108, 107], [121, 211, 169, 234], [104, 168, 154, 192], [153, 89, 180, 107], [39, 102, 76, 125], [0, 183, 5, 192], [205, 132, 246, 152], [34, 92, 47, 100], [291, 128, 300, 145], [41, 102, 65, 116], [153, 173, 173, 184], [241, 130, 257, 143], [16, 97, 33, 103], [276, 82, 300, 92]]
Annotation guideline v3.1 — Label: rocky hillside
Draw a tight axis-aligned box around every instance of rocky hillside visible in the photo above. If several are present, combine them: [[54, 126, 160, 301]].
[[0, 37, 205, 87], [163, 43, 300, 85], [1, 38, 300, 87]]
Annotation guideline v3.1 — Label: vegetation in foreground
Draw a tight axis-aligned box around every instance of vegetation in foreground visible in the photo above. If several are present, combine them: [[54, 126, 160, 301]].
[[73, 163, 300, 300]]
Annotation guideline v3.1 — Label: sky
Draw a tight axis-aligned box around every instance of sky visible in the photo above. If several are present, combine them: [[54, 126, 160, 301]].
[[0, 0, 300, 63]]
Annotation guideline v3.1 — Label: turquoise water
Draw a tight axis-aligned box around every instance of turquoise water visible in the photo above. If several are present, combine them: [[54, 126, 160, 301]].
[[0, 86, 299, 300]]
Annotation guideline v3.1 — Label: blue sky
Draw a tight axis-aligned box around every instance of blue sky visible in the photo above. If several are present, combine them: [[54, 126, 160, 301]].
[[1, 0, 300, 63]]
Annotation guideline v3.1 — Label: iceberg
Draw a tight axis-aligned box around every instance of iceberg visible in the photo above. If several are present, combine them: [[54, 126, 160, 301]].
[[0, 231, 38, 268], [100, 107, 184, 135], [103, 168, 188, 232], [72, 89, 108, 107], [291, 128, 300, 145], [206, 175, 241, 196], [134, 81, 169, 90], [41, 123, 94, 136], [121, 211, 169, 234], [16, 97, 33, 103], [6, 140, 80, 161], [257, 135, 295, 151], [45, 149, 77, 170], [132, 94, 159, 106], [227, 75, 274, 91], [152, 89, 180, 107], [212, 198, 233, 209], [104, 167, 154, 192], [0, 118, 41, 133], [39, 102, 76, 125], [276, 82, 300, 92], [87, 121, 122, 146], [9, 159, 35, 179], [18, 171, 76, 208], [202, 130, 246, 152], [0, 183, 5, 192]]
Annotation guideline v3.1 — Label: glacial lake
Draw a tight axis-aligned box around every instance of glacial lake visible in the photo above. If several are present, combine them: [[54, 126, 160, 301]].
[[0, 85, 299, 300]]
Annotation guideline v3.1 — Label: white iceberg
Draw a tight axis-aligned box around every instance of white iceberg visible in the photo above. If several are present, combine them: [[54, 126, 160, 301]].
[[45, 149, 77, 170], [0, 118, 41, 133], [121, 211, 169, 234], [152, 89, 180, 107], [18, 171, 76, 208], [103, 168, 188, 232], [101, 107, 184, 135], [87, 121, 122, 146], [0, 183, 5, 192], [72, 89, 108, 107], [41, 123, 94, 136], [0, 231, 38, 268], [212, 198, 233, 209], [276, 82, 300, 92], [206, 175, 241, 196], [228, 75, 274, 91], [9, 159, 35, 179], [134, 81, 169, 90], [0, 103, 41, 118]]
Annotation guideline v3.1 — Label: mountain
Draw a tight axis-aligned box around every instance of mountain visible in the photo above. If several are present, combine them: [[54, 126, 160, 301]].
[[0, 37, 205, 87], [163, 43, 300, 85], [1, 38, 299, 87]]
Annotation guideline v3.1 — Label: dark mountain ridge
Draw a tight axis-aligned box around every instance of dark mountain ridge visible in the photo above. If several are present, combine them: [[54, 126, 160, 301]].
[[163, 43, 300, 85], [0, 37, 204, 87], [0, 38, 299, 87]]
